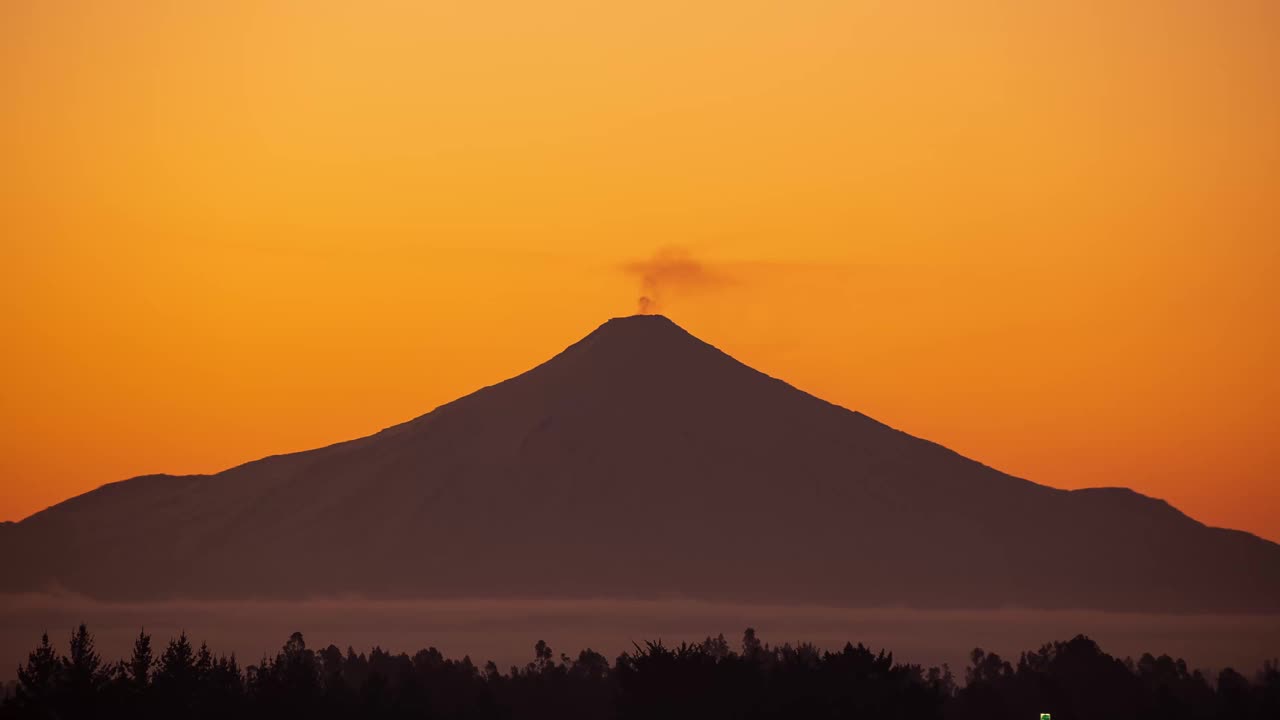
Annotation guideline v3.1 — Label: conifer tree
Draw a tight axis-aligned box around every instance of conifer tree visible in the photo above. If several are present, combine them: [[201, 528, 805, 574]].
[[59, 624, 109, 714], [14, 631, 60, 714], [126, 628, 154, 688]]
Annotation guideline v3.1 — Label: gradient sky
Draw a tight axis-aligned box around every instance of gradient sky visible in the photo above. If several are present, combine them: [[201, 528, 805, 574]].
[[2, 1, 1277, 541]]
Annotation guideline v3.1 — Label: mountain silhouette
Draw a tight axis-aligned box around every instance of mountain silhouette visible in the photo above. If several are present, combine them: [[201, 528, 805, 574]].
[[3, 315, 1277, 611]]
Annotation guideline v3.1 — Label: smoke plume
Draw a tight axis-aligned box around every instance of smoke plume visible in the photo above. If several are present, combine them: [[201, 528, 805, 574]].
[[623, 247, 727, 315]]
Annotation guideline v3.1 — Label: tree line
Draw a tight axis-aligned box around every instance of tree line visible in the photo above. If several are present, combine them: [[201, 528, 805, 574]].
[[2, 624, 1277, 719]]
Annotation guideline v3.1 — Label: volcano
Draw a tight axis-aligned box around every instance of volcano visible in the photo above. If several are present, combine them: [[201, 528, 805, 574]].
[[3, 315, 1277, 611]]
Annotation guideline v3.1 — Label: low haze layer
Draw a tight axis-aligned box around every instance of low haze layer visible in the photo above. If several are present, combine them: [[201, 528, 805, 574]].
[[4, 595, 1278, 686]]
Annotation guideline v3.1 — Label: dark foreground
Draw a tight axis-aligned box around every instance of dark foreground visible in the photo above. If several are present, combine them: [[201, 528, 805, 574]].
[[3, 625, 1278, 719]]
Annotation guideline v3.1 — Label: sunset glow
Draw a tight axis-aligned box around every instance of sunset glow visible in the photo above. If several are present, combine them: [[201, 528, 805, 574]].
[[2, 1, 1277, 540]]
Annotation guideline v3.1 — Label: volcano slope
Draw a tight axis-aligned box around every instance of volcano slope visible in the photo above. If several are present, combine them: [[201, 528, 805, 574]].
[[3, 315, 1277, 612]]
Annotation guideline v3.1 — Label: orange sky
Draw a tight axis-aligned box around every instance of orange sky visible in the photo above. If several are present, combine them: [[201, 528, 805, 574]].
[[2, 1, 1277, 541]]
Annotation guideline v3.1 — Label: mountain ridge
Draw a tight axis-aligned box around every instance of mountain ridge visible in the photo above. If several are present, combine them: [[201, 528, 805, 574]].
[[3, 314, 1277, 612]]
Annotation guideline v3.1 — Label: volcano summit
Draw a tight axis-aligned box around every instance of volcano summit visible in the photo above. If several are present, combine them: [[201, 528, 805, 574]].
[[3, 315, 1277, 611]]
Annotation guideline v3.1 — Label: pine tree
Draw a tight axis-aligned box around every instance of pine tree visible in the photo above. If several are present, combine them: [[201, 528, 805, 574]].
[[153, 631, 198, 714], [195, 641, 214, 679], [127, 628, 154, 688], [156, 631, 196, 687], [59, 623, 109, 715], [14, 631, 60, 714]]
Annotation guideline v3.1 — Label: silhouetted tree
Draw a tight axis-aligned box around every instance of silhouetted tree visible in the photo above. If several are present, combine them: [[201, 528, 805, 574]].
[[1217, 667, 1253, 719], [125, 628, 154, 689], [57, 624, 109, 716], [153, 631, 199, 716], [700, 633, 731, 661], [5, 624, 1279, 720], [1257, 659, 1280, 720], [253, 631, 322, 717], [11, 633, 59, 719], [741, 627, 763, 660]]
